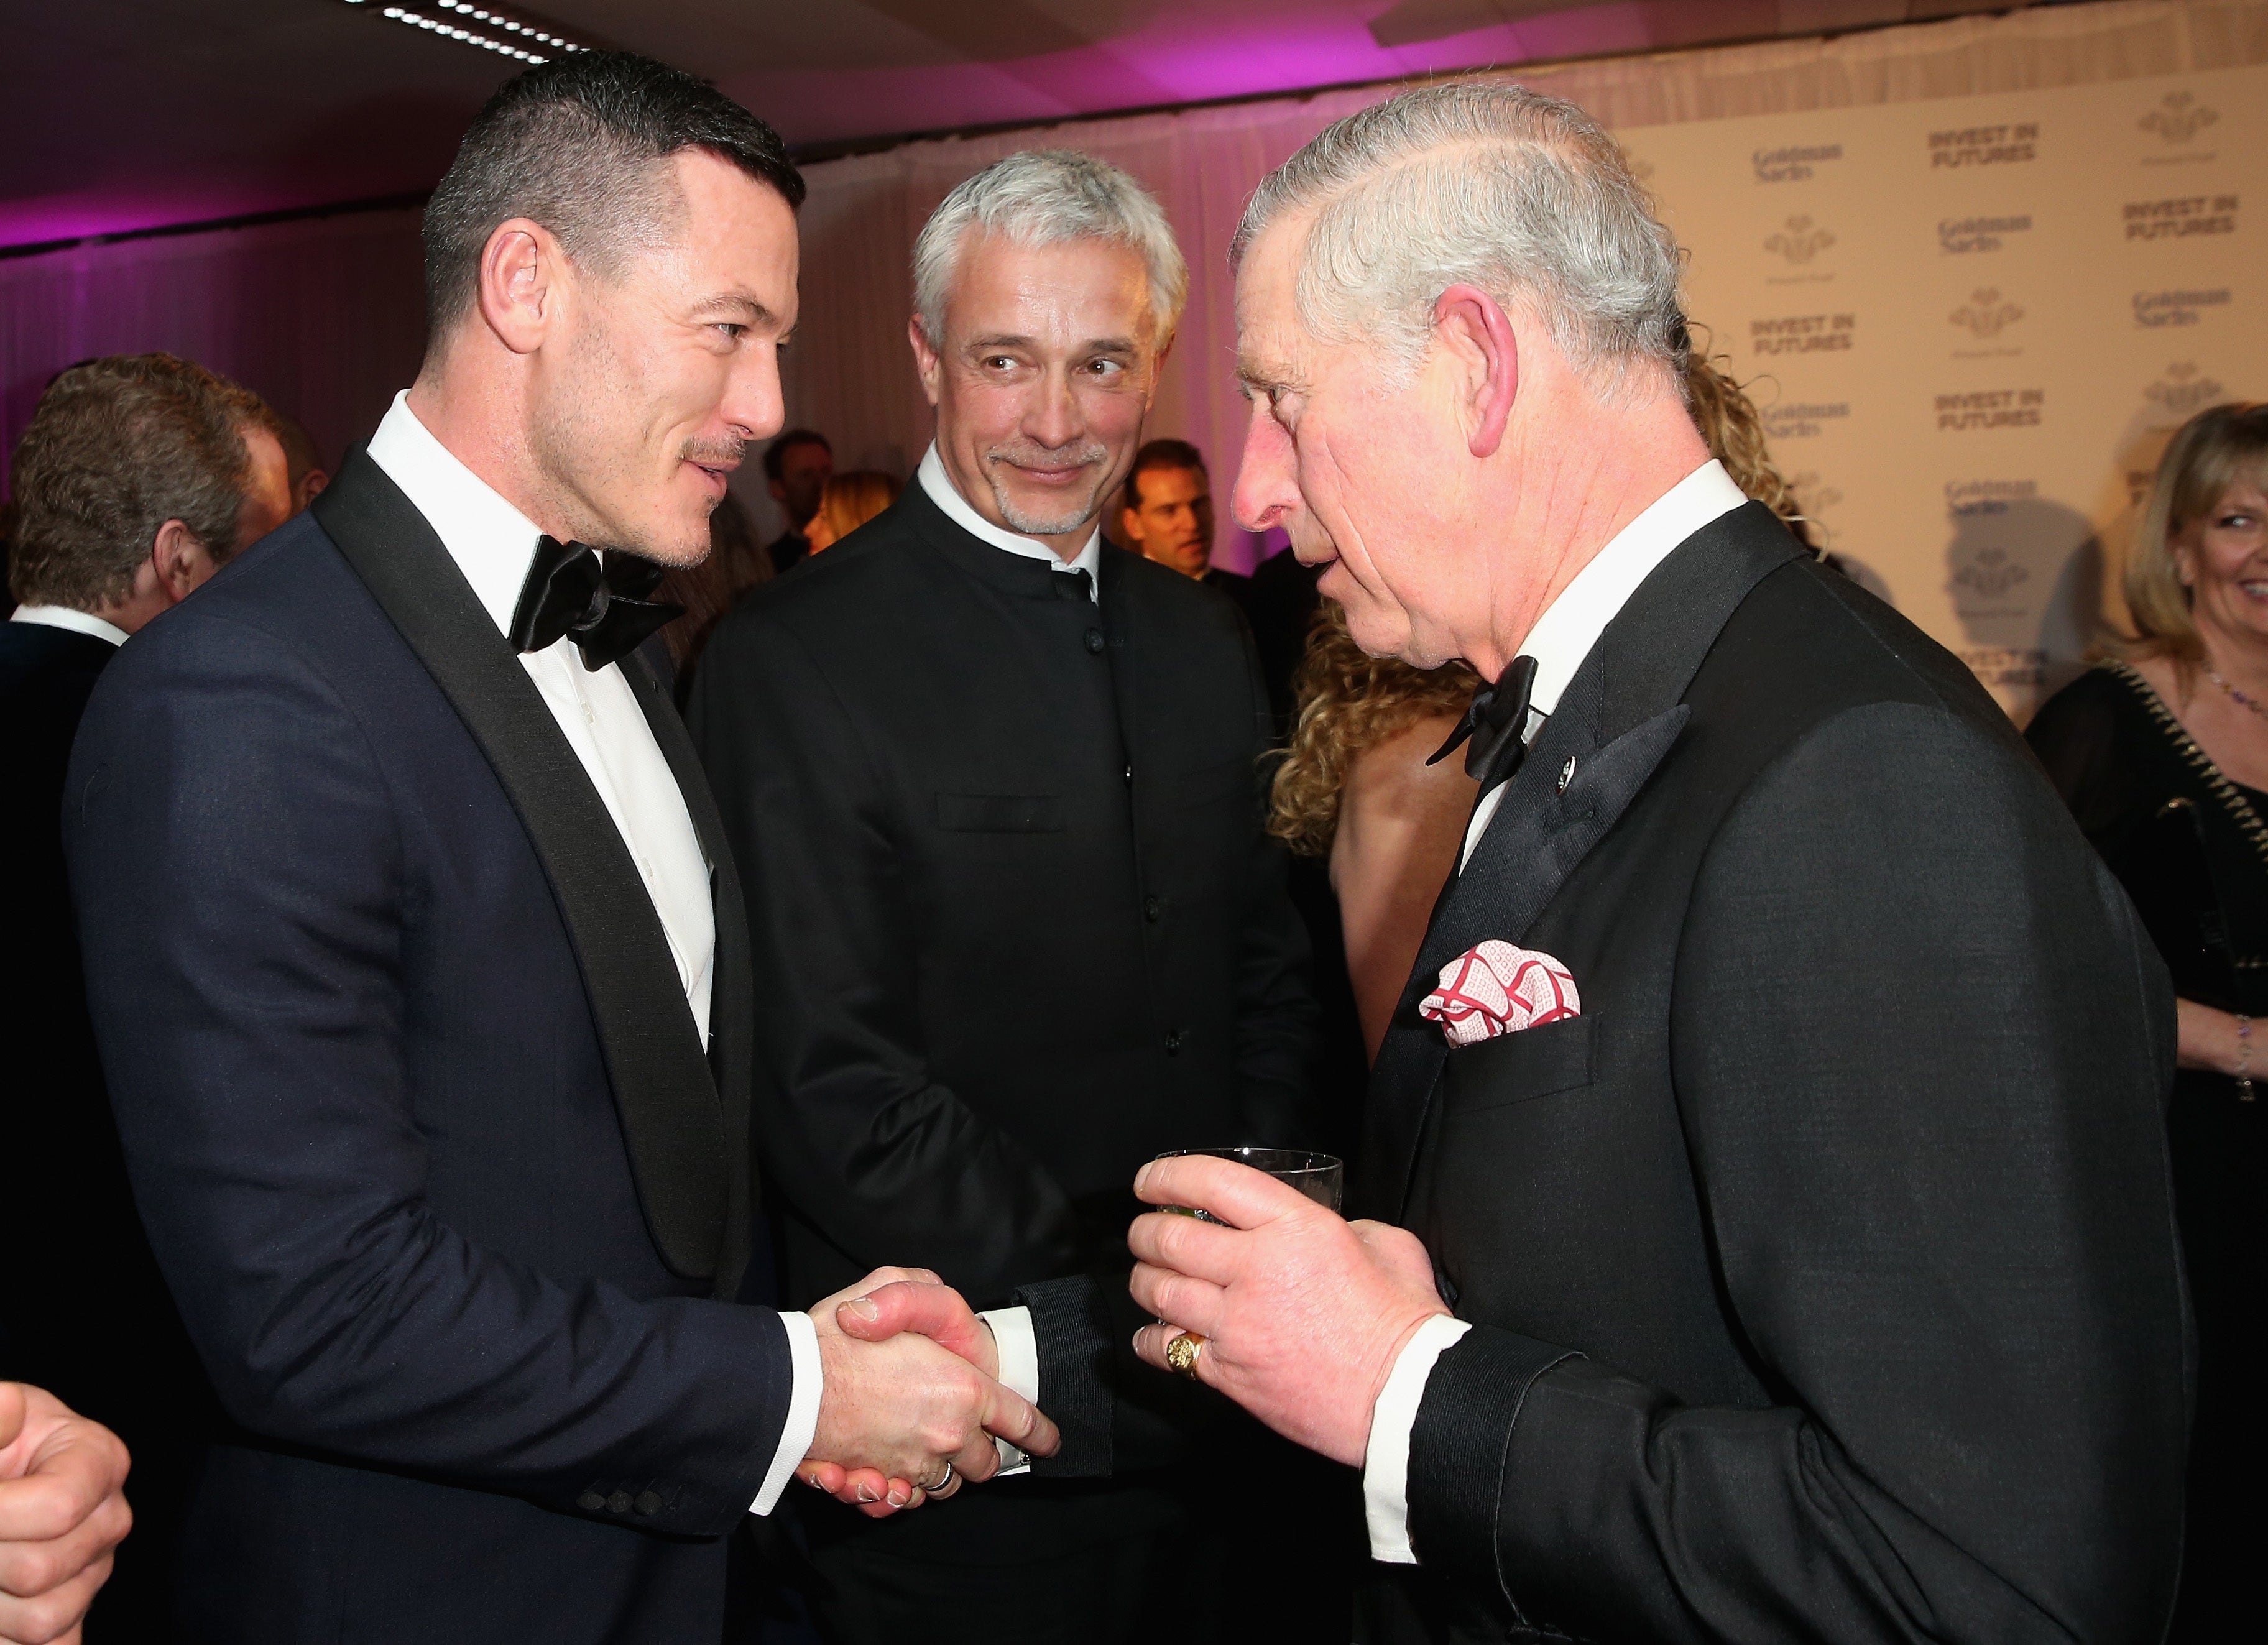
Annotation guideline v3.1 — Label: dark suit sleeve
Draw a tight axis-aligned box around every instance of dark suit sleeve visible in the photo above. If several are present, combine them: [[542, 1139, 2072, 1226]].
[[688, 612, 1084, 1297], [1406, 701, 2188, 1643], [65, 615, 791, 1536]]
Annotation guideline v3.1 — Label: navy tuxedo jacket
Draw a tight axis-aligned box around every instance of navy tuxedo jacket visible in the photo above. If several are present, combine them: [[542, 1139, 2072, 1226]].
[[65, 453, 792, 1644]]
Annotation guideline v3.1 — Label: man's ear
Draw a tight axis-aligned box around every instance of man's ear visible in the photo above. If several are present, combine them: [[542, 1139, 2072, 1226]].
[[908, 315, 943, 410], [149, 519, 208, 606], [1432, 283, 1519, 459], [477, 218, 561, 357]]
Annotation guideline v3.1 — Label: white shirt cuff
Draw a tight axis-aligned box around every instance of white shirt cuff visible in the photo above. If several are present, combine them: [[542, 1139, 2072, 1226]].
[[1362, 1314, 1473, 1564], [749, 1309, 823, 1516], [978, 1305, 1038, 1476]]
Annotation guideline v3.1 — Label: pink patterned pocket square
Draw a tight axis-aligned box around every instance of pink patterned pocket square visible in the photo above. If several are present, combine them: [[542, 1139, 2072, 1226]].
[[1419, 941, 1581, 1048]]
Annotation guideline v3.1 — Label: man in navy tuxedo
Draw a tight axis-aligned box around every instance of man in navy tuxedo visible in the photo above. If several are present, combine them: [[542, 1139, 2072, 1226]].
[[65, 53, 1052, 1644]]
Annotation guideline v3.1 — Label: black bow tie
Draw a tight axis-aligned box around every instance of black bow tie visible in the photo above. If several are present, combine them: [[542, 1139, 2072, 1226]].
[[508, 537, 685, 671], [1428, 654, 1540, 795]]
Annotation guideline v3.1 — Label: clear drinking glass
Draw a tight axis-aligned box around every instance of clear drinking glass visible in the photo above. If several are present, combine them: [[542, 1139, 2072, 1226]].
[[1152, 1146, 1345, 1220]]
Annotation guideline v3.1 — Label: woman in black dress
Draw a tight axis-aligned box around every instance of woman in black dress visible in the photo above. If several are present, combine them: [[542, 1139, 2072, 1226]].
[[2027, 401, 2268, 1642]]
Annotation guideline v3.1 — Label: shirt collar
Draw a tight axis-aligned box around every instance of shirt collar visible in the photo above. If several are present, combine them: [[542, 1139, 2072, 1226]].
[[1519, 458, 1749, 721], [10, 604, 129, 645], [917, 443, 1102, 599], [365, 390, 546, 638]]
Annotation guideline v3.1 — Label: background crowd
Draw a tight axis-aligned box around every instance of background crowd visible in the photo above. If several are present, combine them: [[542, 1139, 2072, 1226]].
[[0, 44, 2257, 1645]]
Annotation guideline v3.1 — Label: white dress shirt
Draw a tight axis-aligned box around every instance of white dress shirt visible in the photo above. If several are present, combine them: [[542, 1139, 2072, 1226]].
[[365, 392, 818, 1517], [10, 604, 129, 646], [917, 443, 1102, 600], [1368, 458, 1749, 1564]]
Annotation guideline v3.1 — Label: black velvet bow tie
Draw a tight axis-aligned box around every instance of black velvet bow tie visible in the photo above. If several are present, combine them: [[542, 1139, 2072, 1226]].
[[507, 537, 684, 671], [1428, 653, 1541, 795]]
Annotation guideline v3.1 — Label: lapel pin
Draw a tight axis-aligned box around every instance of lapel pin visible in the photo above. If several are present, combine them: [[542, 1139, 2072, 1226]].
[[1557, 755, 1577, 794]]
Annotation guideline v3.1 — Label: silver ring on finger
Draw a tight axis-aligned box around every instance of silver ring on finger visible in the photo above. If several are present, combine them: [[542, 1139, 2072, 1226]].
[[924, 1461, 955, 1495]]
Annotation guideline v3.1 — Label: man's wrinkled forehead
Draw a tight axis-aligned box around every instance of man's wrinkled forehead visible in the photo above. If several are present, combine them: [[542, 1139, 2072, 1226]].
[[1232, 211, 1322, 392]]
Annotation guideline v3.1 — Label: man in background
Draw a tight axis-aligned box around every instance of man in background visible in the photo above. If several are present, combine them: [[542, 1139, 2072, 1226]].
[[763, 426, 832, 573], [1118, 437, 1239, 592], [1, 351, 292, 1638], [275, 412, 330, 512], [693, 149, 1322, 1640]]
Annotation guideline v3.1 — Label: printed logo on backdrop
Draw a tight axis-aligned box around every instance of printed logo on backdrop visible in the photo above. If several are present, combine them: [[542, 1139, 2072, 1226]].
[[1787, 472, 1842, 522], [2124, 194, 2239, 240], [1928, 123, 2038, 169], [1936, 388, 2044, 431], [1940, 214, 2032, 254], [2144, 361, 2227, 424], [2139, 91, 2218, 165], [1766, 216, 1835, 264], [2134, 288, 2232, 328], [1958, 647, 2049, 688], [2119, 364, 2229, 504], [1762, 401, 1849, 441], [1751, 313, 1855, 356], [1950, 288, 2025, 341], [1753, 143, 1841, 183]]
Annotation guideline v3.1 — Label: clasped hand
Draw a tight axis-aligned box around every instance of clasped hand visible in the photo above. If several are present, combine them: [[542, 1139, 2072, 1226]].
[[798, 1268, 1056, 1518], [1123, 1156, 1451, 1468], [0, 1381, 132, 1645]]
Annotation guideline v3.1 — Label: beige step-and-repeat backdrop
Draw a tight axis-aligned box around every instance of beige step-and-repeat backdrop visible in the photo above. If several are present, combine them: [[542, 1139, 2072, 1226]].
[[1628, 60, 2265, 722]]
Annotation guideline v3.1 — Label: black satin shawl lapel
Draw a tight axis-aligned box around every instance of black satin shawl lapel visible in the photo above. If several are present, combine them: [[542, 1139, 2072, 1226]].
[[311, 449, 728, 1281], [1356, 504, 1802, 1219], [619, 650, 755, 1302]]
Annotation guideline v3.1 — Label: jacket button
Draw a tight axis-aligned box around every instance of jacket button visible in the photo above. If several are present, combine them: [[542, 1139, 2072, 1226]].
[[1084, 627, 1105, 653], [1144, 895, 1163, 922], [1164, 1030, 1183, 1055], [606, 1490, 634, 1514], [634, 1490, 663, 1516], [577, 1490, 606, 1512]]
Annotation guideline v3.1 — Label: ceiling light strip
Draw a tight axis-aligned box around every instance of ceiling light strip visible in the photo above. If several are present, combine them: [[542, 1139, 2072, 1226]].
[[339, 0, 599, 65]]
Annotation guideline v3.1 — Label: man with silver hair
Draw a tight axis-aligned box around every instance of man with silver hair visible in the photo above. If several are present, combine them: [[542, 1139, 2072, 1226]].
[[1087, 82, 2185, 1643], [692, 149, 1323, 1637]]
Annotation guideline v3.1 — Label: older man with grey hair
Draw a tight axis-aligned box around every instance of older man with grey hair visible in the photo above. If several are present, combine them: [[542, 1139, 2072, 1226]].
[[1074, 81, 2185, 1644], [691, 149, 1325, 1639]]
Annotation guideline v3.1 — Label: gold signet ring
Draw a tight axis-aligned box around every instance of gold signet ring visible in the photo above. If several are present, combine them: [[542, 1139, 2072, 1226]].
[[1164, 1331, 1205, 1380]]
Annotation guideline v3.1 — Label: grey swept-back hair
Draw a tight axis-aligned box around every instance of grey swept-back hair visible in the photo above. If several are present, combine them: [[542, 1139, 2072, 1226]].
[[913, 150, 1189, 352], [1232, 82, 1685, 390]]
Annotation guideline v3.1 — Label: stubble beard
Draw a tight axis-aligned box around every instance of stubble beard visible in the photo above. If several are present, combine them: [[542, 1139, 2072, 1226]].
[[984, 440, 1112, 538]]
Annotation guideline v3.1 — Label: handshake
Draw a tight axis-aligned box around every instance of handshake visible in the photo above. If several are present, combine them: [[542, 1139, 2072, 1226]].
[[796, 1269, 1056, 1516]]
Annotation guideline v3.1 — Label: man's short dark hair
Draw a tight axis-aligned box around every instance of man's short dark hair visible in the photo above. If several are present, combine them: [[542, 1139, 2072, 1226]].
[[1123, 437, 1207, 513], [7, 354, 261, 609], [762, 428, 832, 484], [422, 52, 805, 336]]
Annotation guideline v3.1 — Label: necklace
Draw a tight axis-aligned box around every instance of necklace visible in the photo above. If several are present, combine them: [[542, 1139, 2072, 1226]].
[[2207, 667, 2268, 721]]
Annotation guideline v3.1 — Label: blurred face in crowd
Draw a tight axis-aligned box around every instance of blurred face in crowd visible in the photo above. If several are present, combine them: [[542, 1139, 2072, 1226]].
[[1229, 210, 1548, 671], [513, 147, 798, 567], [911, 231, 1163, 561], [2174, 476, 2268, 650], [237, 424, 294, 550], [1122, 464, 1214, 576], [771, 438, 832, 529]]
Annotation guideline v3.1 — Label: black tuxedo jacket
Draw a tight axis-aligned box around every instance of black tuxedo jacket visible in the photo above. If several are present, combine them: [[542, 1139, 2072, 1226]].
[[689, 482, 1318, 1480], [2, 618, 215, 1637], [1368, 506, 2188, 1643], [64, 453, 793, 1644]]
